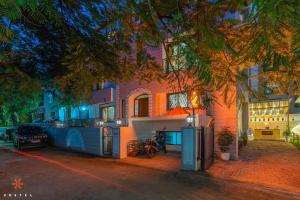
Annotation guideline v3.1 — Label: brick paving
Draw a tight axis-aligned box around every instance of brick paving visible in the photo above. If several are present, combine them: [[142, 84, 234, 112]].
[[112, 152, 181, 172], [209, 140, 300, 193], [1, 147, 299, 200]]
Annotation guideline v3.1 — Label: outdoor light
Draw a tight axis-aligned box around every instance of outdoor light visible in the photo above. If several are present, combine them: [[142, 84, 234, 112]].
[[190, 91, 199, 109], [56, 121, 64, 128], [116, 119, 122, 126], [186, 115, 194, 126], [97, 120, 104, 127], [80, 106, 87, 111]]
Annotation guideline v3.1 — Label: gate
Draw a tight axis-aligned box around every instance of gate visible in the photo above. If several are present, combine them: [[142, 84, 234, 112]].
[[197, 126, 215, 170], [102, 127, 113, 155]]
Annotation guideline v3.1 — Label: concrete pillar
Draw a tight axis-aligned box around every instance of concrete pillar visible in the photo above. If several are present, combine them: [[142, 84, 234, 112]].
[[181, 127, 200, 171], [112, 127, 135, 159], [112, 127, 121, 158]]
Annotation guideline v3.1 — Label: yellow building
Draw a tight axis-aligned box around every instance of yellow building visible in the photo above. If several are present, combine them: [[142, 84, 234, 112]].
[[249, 99, 300, 140]]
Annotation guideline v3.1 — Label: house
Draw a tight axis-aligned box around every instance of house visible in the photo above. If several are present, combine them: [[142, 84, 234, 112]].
[[34, 82, 116, 127], [37, 47, 248, 160], [114, 45, 247, 160]]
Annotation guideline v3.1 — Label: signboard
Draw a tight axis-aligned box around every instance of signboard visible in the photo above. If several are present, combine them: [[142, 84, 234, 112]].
[[261, 131, 273, 135]]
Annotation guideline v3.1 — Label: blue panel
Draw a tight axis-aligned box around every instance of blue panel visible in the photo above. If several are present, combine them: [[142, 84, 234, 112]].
[[176, 133, 182, 145], [164, 131, 182, 145], [58, 107, 65, 121]]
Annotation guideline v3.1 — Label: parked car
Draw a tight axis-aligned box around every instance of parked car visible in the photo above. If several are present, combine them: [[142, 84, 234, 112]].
[[14, 125, 48, 150], [4, 128, 16, 142]]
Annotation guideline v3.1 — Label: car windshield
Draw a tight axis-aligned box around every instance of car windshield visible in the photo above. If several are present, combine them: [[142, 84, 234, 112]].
[[18, 126, 43, 135]]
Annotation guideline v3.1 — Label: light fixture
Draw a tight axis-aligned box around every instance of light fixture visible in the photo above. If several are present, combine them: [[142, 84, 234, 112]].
[[116, 119, 122, 126], [190, 91, 199, 109], [56, 121, 64, 128], [186, 115, 194, 126], [96, 120, 104, 127]]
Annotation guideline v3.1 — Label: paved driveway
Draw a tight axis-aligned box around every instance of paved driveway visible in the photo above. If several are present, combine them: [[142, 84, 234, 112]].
[[209, 140, 300, 193], [1, 147, 299, 200]]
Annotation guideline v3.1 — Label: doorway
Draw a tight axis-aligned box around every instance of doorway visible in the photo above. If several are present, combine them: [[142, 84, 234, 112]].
[[102, 127, 113, 155], [134, 94, 149, 117]]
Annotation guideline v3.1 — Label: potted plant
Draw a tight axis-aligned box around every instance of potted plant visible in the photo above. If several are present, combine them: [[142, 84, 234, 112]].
[[242, 132, 248, 146], [283, 128, 291, 142], [238, 138, 243, 150], [217, 127, 234, 161]]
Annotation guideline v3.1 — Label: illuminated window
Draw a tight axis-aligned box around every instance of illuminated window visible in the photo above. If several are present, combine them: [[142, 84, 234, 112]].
[[163, 132, 182, 145], [79, 109, 89, 119], [101, 106, 115, 122], [167, 92, 188, 110], [164, 43, 187, 73]]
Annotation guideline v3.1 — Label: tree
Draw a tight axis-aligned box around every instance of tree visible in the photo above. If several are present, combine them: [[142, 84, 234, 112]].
[[101, 0, 299, 108], [0, 0, 162, 121], [0, 0, 299, 122]]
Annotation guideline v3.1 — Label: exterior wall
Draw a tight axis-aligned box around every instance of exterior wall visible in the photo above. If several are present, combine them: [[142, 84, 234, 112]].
[[46, 127, 102, 156], [118, 80, 170, 119], [92, 88, 115, 104], [117, 79, 239, 159], [213, 89, 239, 160]]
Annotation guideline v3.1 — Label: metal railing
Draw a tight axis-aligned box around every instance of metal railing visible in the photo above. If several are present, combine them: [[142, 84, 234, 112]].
[[55, 118, 118, 128], [291, 135, 300, 149]]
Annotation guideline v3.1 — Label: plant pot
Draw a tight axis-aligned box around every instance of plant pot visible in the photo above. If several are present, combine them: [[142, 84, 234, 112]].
[[220, 152, 230, 161], [243, 140, 247, 146]]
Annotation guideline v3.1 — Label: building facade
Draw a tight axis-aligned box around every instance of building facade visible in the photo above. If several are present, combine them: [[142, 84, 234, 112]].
[[247, 66, 300, 139], [35, 45, 248, 160]]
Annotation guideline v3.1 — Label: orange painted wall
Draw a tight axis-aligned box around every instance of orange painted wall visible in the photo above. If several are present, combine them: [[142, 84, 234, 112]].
[[116, 44, 239, 159], [213, 88, 238, 159]]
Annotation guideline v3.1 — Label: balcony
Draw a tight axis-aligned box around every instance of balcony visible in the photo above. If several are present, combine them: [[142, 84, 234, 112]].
[[92, 88, 115, 104]]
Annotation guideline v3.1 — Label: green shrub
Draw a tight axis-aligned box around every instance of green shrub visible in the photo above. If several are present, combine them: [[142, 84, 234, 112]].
[[242, 132, 248, 145], [217, 127, 234, 152], [283, 128, 291, 137]]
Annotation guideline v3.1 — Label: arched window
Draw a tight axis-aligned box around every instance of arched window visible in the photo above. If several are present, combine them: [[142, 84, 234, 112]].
[[134, 94, 149, 117]]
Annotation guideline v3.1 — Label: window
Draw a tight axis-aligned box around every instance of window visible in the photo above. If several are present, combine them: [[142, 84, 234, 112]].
[[164, 43, 187, 73], [163, 132, 182, 145], [48, 94, 53, 104], [101, 106, 115, 122], [121, 99, 126, 118], [167, 92, 188, 110], [50, 112, 56, 120], [295, 97, 300, 107], [93, 81, 104, 91], [134, 94, 149, 117], [79, 109, 90, 119]]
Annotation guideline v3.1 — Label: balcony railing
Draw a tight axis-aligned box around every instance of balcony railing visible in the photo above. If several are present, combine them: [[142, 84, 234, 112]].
[[54, 118, 118, 128]]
